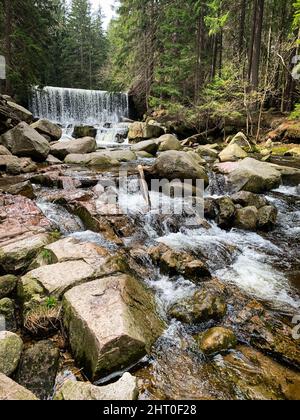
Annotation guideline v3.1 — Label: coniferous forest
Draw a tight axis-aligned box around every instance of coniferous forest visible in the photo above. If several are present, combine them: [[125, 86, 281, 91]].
[[0, 0, 300, 403]]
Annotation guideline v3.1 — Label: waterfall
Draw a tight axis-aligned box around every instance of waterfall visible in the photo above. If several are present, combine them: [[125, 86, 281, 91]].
[[29, 86, 130, 145]]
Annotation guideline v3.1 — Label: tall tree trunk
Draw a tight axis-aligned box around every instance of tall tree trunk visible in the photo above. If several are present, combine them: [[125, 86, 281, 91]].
[[194, 4, 204, 102], [239, 0, 246, 58], [249, 0, 265, 90], [211, 35, 218, 80], [3, 0, 13, 95], [219, 29, 223, 78], [248, 0, 258, 82]]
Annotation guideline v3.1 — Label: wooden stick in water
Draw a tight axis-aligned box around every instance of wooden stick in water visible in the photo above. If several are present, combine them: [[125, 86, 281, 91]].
[[137, 165, 151, 211]]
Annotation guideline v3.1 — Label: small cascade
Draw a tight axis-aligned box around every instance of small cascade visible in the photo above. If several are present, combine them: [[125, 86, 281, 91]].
[[30, 86, 129, 145]]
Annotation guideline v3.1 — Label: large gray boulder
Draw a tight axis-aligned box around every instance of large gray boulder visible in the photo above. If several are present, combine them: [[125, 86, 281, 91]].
[[72, 125, 97, 139], [0, 122, 50, 161], [128, 122, 164, 141], [50, 137, 96, 160], [0, 155, 37, 174], [0, 373, 39, 400], [215, 158, 282, 193], [229, 132, 253, 151], [155, 134, 181, 151], [0, 331, 23, 376], [6, 102, 33, 123], [31, 119, 62, 141], [131, 139, 159, 155], [63, 275, 165, 380], [219, 144, 248, 162], [64, 152, 119, 167], [149, 151, 209, 185], [54, 373, 138, 400]]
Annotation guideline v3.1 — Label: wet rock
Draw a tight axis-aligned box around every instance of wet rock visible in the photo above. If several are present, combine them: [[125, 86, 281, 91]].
[[63, 275, 165, 380], [0, 180, 35, 199], [204, 198, 218, 219], [0, 275, 17, 299], [197, 327, 237, 355], [257, 205, 278, 231], [0, 373, 39, 400], [0, 155, 37, 174], [136, 151, 154, 159], [0, 331, 23, 376], [234, 206, 258, 230], [231, 191, 268, 209], [15, 340, 60, 400], [131, 139, 158, 155], [0, 232, 55, 273], [50, 137, 96, 160], [148, 151, 209, 185], [54, 373, 138, 400], [72, 125, 97, 139], [215, 158, 282, 193], [31, 119, 62, 141], [128, 122, 164, 141], [0, 298, 17, 331], [0, 145, 11, 155], [217, 346, 300, 400], [216, 197, 236, 228], [155, 134, 181, 151], [169, 289, 227, 324], [0, 122, 50, 161], [229, 132, 253, 151], [219, 144, 248, 162], [196, 144, 219, 159], [148, 243, 211, 282]]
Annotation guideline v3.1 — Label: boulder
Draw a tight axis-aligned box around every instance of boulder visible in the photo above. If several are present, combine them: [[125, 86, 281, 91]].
[[216, 158, 282, 193], [231, 191, 268, 209], [229, 132, 253, 151], [186, 151, 206, 165], [136, 151, 154, 159], [148, 243, 211, 282], [50, 137, 96, 160], [197, 327, 237, 355], [63, 275, 165, 380], [72, 125, 97, 139], [6, 102, 33, 123], [100, 150, 137, 162], [287, 147, 300, 157], [149, 151, 209, 185], [128, 122, 164, 141], [0, 233, 54, 274], [54, 372, 138, 401], [0, 275, 17, 299], [0, 180, 35, 199], [0, 331, 23, 376], [131, 139, 158, 155], [15, 340, 60, 400], [31, 119, 62, 141], [46, 154, 62, 165], [196, 144, 219, 159], [257, 205, 278, 231], [0, 155, 37, 174], [219, 144, 248, 162], [155, 134, 181, 151], [168, 289, 227, 324], [216, 197, 236, 228], [234, 206, 258, 230], [0, 122, 50, 161], [64, 152, 119, 167], [0, 145, 11, 155], [0, 298, 17, 331]]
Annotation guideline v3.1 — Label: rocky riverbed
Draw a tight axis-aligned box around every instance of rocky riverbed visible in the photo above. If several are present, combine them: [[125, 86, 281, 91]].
[[0, 94, 300, 400]]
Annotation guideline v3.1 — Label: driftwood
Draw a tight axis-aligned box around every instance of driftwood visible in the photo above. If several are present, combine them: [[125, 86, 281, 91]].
[[137, 164, 151, 211], [182, 126, 221, 146]]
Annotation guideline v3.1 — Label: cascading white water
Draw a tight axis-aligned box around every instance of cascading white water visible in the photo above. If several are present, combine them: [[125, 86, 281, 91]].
[[30, 86, 130, 145]]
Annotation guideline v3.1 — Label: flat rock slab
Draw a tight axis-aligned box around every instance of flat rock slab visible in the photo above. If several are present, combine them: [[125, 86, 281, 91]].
[[0, 193, 52, 245], [54, 373, 138, 400], [0, 373, 39, 400], [21, 260, 96, 298], [63, 275, 165, 380], [0, 232, 54, 273]]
